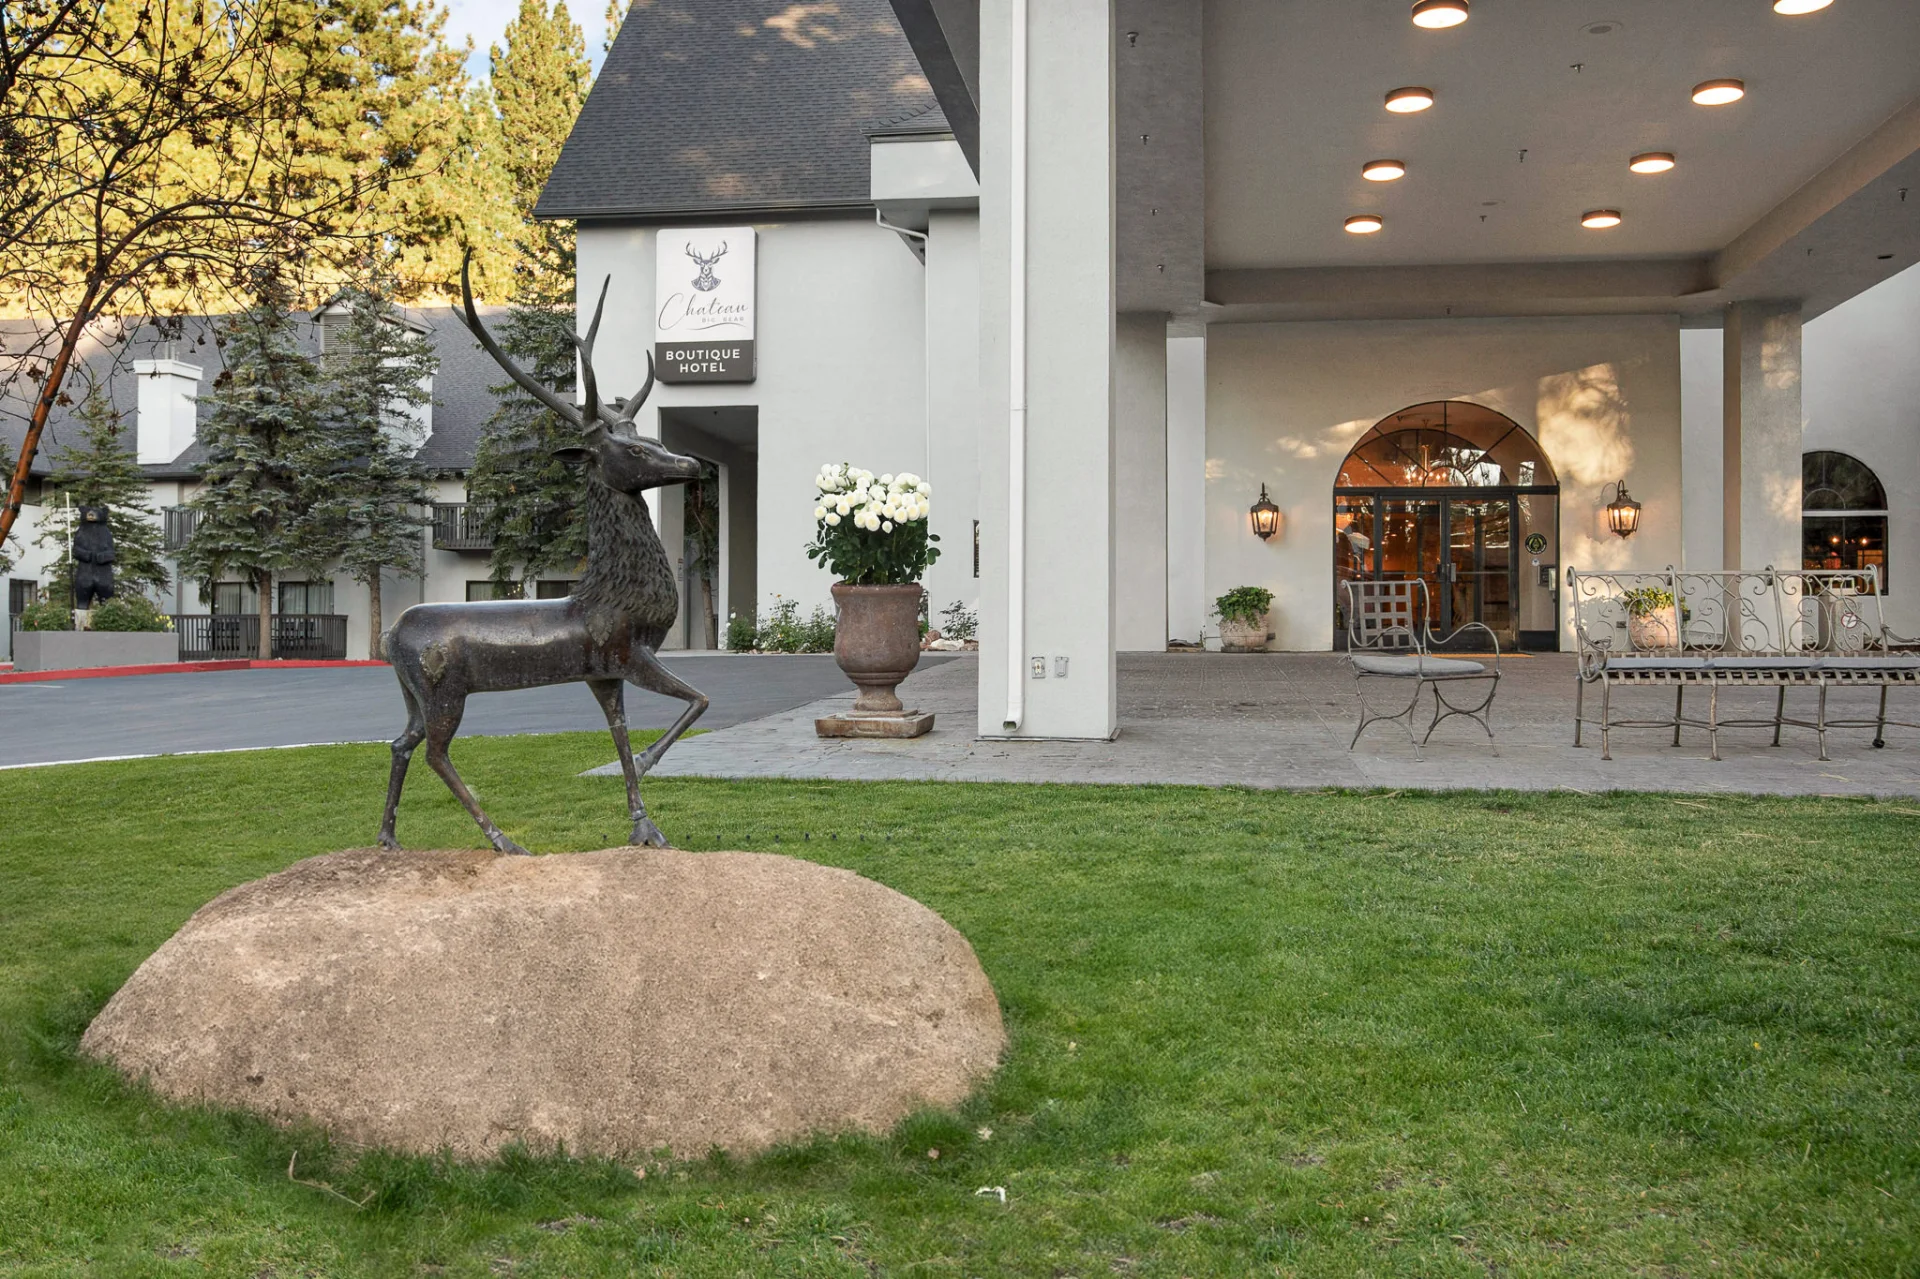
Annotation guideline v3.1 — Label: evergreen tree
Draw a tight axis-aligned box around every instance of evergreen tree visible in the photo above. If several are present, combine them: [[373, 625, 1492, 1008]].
[[463, 296, 588, 586], [491, 0, 591, 299], [177, 281, 326, 659], [301, 279, 437, 659], [0, 436, 14, 575], [33, 381, 172, 605], [602, 0, 626, 53]]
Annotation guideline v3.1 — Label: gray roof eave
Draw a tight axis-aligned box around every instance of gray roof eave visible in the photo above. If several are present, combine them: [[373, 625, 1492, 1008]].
[[535, 196, 879, 223]]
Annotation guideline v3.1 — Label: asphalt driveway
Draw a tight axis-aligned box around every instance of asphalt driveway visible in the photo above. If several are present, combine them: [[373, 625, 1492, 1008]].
[[0, 654, 950, 769]]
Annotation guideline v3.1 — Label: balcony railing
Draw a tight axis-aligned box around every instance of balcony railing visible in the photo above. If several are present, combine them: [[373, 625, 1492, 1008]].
[[163, 506, 199, 551], [173, 613, 348, 661], [431, 502, 495, 552]]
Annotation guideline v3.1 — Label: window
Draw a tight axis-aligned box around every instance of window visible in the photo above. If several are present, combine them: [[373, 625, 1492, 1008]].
[[1335, 401, 1557, 490], [466, 580, 525, 601], [211, 580, 258, 615], [277, 580, 334, 614], [1802, 451, 1888, 592], [534, 580, 575, 599]]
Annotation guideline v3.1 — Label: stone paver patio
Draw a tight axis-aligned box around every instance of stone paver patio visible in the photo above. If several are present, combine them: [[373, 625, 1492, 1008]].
[[594, 652, 1920, 797]]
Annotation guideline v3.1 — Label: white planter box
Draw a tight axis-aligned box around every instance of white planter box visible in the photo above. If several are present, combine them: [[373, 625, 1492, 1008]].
[[13, 631, 179, 672]]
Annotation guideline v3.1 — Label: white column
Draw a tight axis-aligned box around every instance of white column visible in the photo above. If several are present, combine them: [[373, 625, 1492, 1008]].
[[1164, 332, 1206, 643], [1114, 313, 1167, 651], [1722, 301, 1803, 572], [977, 0, 1117, 739]]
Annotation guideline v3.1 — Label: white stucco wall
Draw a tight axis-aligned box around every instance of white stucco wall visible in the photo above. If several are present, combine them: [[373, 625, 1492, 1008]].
[[1115, 313, 1168, 651], [1803, 270, 1920, 638], [576, 216, 968, 644], [1680, 263, 1920, 637], [1165, 334, 1207, 645], [1205, 315, 1684, 651], [923, 210, 984, 629]]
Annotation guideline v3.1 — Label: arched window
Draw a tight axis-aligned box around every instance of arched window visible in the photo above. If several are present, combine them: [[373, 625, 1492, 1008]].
[[1803, 451, 1888, 592]]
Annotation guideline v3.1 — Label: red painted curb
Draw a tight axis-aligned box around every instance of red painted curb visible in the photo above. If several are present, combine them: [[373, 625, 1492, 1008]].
[[0, 658, 387, 684]]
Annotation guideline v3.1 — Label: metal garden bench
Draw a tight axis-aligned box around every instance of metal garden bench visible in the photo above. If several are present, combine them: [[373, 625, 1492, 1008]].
[[1343, 579, 1502, 749], [1568, 565, 1918, 760]]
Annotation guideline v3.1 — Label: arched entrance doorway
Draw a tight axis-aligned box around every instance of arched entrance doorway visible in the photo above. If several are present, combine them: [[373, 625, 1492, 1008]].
[[1333, 401, 1560, 651]]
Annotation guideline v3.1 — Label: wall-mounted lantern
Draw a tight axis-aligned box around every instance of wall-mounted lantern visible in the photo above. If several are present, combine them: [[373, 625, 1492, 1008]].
[[1249, 484, 1281, 540], [1606, 480, 1641, 539]]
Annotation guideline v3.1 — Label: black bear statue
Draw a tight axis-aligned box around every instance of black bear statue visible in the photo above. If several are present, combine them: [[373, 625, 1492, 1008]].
[[73, 504, 117, 609]]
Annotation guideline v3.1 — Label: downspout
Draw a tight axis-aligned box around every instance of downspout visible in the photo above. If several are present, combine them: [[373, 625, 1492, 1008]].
[[1003, 0, 1028, 731]]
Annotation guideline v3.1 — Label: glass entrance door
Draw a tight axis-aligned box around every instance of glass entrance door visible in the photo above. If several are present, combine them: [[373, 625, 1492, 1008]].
[[1445, 499, 1512, 641], [1334, 492, 1522, 649]]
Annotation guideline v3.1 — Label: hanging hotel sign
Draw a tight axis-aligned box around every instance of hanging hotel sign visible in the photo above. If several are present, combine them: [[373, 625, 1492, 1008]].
[[654, 226, 756, 382]]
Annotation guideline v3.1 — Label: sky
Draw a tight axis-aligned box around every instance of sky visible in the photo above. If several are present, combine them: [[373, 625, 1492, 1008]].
[[442, 0, 614, 82]]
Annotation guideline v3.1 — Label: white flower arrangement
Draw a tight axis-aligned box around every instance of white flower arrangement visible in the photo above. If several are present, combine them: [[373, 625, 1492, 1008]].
[[806, 462, 941, 585]]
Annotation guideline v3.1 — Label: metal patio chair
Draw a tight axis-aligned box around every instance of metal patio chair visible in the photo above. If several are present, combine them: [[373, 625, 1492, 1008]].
[[1342, 579, 1502, 749]]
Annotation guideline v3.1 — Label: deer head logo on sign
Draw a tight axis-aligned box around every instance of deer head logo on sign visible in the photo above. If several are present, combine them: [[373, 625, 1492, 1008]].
[[686, 241, 727, 292]]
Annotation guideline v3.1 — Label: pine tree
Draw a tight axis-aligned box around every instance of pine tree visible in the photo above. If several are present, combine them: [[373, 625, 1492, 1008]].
[[33, 381, 172, 605], [0, 435, 14, 575], [463, 297, 588, 586], [177, 281, 326, 660], [301, 279, 437, 659], [491, 0, 591, 299], [602, 0, 627, 53]]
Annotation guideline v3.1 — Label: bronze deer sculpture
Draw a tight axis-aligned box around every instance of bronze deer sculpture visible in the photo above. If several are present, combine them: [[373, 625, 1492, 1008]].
[[377, 255, 708, 855]]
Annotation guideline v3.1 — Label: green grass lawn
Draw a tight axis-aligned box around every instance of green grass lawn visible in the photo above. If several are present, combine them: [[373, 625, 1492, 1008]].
[[1, 734, 1917, 1277]]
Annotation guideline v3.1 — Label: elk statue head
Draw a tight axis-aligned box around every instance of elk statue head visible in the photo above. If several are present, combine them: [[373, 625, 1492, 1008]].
[[459, 250, 702, 495], [686, 240, 727, 292]]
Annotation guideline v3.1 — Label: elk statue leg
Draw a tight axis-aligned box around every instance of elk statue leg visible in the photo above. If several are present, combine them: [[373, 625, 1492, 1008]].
[[421, 694, 532, 856], [377, 684, 428, 850], [609, 650, 711, 848], [587, 678, 658, 847]]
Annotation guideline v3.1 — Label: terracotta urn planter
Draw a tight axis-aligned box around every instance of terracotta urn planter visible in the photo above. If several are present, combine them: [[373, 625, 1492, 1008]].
[[818, 583, 933, 737], [1627, 608, 1677, 651]]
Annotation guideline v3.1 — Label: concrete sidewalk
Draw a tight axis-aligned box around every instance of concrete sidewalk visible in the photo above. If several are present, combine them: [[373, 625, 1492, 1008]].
[[597, 652, 1920, 797]]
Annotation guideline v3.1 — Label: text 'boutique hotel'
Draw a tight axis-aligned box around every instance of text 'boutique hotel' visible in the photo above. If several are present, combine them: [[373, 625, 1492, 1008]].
[[537, 0, 1920, 740]]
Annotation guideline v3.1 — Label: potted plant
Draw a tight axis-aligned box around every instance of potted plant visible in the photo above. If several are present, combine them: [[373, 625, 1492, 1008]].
[[1622, 585, 1678, 651], [1214, 585, 1274, 652], [806, 463, 940, 734]]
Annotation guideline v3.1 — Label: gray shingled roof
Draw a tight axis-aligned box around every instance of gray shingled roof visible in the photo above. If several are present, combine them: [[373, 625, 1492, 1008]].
[[536, 0, 940, 220], [0, 306, 508, 481]]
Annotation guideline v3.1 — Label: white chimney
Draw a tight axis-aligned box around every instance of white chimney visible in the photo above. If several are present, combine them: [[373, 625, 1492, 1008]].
[[132, 358, 203, 464]]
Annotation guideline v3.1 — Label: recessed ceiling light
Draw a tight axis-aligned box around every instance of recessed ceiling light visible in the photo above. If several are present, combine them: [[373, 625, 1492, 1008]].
[[1411, 0, 1468, 29], [1691, 78, 1746, 106], [1581, 209, 1623, 229], [1362, 159, 1407, 182], [1345, 214, 1385, 235], [1629, 151, 1676, 174], [1582, 19, 1622, 36], [1773, 0, 1832, 13], [1385, 86, 1435, 113]]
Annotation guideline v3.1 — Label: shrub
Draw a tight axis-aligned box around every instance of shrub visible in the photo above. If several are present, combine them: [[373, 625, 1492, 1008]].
[[86, 595, 174, 632], [798, 606, 836, 653], [1214, 585, 1274, 626], [939, 599, 978, 643], [17, 597, 73, 631], [724, 611, 757, 652], [742, 598, 836, 654]]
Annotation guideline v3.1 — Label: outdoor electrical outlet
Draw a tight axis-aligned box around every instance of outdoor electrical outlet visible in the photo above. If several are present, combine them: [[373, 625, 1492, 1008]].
[[1031, 656, 1047, 679], [1054, 656, 1069, 678]]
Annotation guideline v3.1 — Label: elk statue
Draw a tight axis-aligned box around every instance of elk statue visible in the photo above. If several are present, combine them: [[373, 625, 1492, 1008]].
[[377, 254, 708, 855]]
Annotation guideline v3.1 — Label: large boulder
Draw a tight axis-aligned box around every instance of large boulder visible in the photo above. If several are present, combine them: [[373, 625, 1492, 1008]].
[[82, 848, 1003, 1159]]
